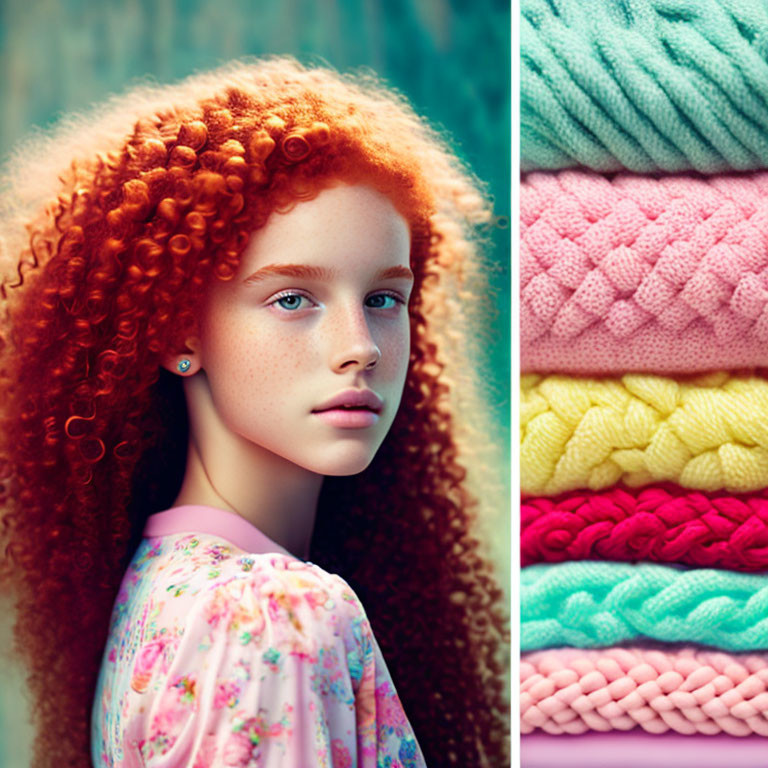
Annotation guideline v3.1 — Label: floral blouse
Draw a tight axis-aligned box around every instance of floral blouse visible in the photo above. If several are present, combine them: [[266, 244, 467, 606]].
[[91, 504, 425, 767]]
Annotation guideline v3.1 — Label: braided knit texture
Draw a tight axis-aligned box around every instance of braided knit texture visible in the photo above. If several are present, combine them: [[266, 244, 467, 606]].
[[521, 372, 768, 496], [522, 484, 768, 571], [521, 561, 768, 651], [521, 0, 768, 173], [522, 646, 768, 736], [521, 170, 768, 374]]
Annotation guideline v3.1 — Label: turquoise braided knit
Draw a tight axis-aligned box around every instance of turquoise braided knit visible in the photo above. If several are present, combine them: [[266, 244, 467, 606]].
[[521, 561, 768, 651], [521, 0, 768, 173]]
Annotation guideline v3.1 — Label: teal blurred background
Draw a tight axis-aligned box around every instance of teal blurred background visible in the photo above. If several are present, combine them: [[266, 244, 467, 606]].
[[0, 1, 510, 764]]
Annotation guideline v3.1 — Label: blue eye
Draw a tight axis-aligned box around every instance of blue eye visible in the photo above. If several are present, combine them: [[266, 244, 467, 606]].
[[366, 293, 402, 309], [272, 293, 310, 311]]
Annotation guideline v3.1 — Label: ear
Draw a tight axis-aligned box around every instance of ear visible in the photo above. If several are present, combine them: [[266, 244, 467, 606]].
[[161, 336, 203, 376]]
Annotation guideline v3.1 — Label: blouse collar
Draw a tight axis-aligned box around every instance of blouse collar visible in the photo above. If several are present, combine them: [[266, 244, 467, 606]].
[[143, 504, 293, 558]]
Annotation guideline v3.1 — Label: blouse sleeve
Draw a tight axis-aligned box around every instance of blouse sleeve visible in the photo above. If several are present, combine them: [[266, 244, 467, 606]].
[[119, 555, 426, 768]]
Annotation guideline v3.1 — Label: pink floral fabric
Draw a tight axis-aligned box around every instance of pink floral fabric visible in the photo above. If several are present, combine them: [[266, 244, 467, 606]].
[[91, 505, 425, 767]]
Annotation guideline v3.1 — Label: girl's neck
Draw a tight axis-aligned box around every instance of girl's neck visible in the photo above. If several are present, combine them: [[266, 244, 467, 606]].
[[171, 438, 322, 559], [172, 374, 323, 560]]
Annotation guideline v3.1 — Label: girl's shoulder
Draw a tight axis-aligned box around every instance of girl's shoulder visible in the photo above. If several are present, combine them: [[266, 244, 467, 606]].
[[123, 531, 371, 648]]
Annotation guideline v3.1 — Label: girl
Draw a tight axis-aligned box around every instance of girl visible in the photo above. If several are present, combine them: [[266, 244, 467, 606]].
[[0, 57, 508, 767]]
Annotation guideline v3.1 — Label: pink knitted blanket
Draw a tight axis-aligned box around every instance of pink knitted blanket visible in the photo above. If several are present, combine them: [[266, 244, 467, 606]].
[[522, 485, 768, 571], [522, 646, 768, 737], [521, 169, 768, 373]]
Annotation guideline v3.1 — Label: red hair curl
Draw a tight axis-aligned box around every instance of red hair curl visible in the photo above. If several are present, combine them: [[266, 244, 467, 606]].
[[0, 57, 508, 767]]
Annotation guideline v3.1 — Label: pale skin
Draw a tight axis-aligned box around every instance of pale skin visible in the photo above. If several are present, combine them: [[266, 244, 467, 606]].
[[162, 183, 414, 559]]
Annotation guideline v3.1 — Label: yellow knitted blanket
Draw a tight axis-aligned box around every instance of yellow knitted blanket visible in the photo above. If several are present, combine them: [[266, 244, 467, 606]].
[[521, 372, 768, 496]]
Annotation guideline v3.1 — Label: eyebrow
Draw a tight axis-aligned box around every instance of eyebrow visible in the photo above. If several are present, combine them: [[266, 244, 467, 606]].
[[242, 263, 415, 284]]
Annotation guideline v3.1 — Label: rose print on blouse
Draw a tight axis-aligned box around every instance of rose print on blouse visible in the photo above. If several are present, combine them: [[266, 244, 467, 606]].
[[310, 647, 354, 705], [221, 709, 292, 767], [331, 739, 353, 768], [213, 680, 243, 709], [141, 675, 197, 761], [130, 635, 178, 693]]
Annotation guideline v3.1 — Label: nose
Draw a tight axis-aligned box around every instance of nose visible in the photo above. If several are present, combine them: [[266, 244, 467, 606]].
[[328, 305, 382, 373]]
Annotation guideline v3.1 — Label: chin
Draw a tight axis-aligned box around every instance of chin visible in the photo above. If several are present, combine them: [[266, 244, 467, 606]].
[[321, 462, 372, 477], [301, 446, 377, 477]]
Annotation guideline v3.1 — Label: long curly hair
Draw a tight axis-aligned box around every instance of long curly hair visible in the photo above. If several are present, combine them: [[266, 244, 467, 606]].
[[0, 57, 508, 767]]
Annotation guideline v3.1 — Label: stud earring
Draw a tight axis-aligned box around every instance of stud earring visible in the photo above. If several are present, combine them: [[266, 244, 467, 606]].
[[177, 358, 192, 374]]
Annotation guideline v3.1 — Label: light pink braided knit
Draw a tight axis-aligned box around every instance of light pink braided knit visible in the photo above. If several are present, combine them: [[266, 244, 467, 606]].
[[522, 646, 768, 737], [521, 169, 768, 373]]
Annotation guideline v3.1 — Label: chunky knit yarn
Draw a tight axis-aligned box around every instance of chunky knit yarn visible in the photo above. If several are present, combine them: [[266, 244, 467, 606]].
[[521, 372, 768, 496], [522, 485, 768, 570], [521, 169, 768, 374], [521, 0, 768, 173], [522, 645, 768, 736], [521, 561, 768, 651]]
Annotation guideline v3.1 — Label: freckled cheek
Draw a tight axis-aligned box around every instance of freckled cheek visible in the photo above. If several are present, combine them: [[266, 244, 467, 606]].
[[206, 318, 317, 407], [379, 327, 411, 375]]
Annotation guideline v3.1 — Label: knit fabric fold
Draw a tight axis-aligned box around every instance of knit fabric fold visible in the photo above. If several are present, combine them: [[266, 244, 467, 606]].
[[521, 169, 768, 374], [522, 485, 768, 570], [522, 645, 768, 736], [521, 372, 768, 496], [521, 561, 768, 652], [521, 0, 768, 174]]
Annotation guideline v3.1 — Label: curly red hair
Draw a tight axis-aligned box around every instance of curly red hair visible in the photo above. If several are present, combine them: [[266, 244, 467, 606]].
[[0, 57, 508, 767]]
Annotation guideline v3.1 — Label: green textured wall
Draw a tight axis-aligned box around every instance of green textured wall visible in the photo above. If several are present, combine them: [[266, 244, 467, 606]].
[[0, 1, 510, 765]]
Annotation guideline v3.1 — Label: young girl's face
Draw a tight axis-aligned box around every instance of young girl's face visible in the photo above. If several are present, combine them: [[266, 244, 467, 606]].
[[196, 183, 413, 476]]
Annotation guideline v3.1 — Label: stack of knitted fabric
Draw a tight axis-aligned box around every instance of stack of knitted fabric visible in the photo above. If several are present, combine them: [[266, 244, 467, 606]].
[[520, 2, 768, 766]]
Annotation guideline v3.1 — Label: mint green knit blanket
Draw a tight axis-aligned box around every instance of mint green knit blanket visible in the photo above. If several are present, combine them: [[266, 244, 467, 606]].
[[521, 0, 768, 173], [522, 561, 768, 651]]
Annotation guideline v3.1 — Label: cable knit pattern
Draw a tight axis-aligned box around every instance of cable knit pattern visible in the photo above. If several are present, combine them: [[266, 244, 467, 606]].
[[521, 169, 768, 374], [521, 0, 768, 173], [522, 484, 768, 570], [521, 561, 768, 651], [521, 646, 768, 736], [521, 371, 768, 496]]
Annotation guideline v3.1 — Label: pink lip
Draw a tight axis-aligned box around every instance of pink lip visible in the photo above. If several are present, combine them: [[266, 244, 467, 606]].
[[313, 409, 379, 428], [312, 389, 383, 414], [311, 389, 383, 429]]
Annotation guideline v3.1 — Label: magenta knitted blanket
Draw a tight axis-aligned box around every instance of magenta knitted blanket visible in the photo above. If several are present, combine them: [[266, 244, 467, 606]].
[[521, 169, 768, 373], [522, 485, 768, 571]]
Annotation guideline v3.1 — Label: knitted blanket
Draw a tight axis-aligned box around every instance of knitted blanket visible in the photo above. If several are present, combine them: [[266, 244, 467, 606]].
[[521, 0, 768, 173], [521, 170, 768, 374], [522, 645, 768, 736], [522, 485, 768, 570], [521, 561, 768, 651], [521, 372, 768, 496]]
